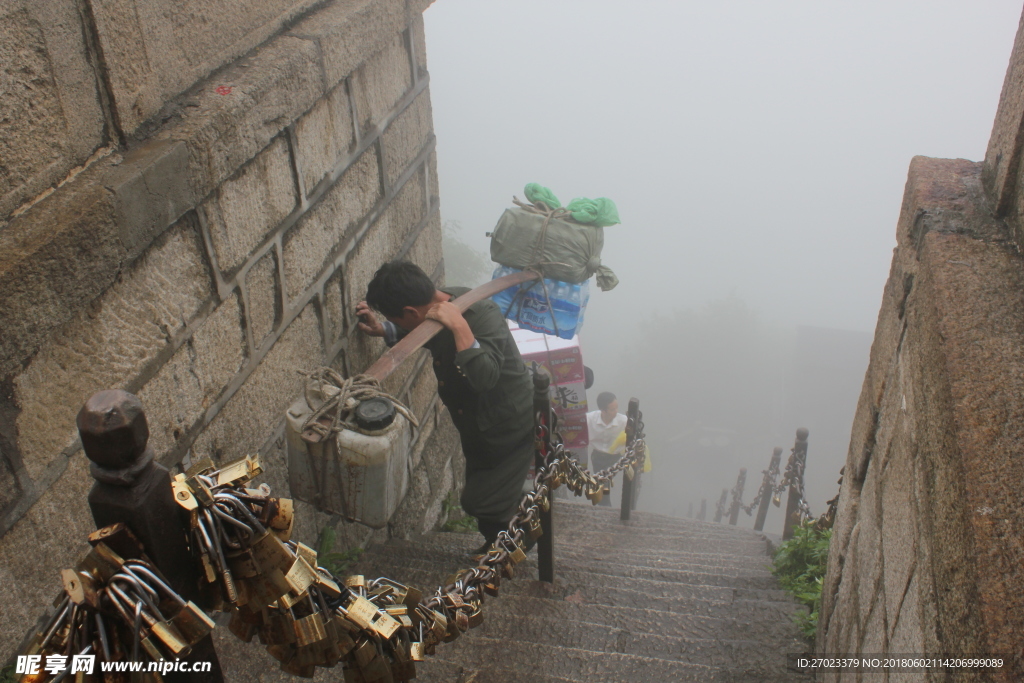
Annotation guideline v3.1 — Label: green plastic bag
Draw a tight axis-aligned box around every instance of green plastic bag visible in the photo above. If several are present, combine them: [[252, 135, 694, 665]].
[[566, 196, 620, 227], [524, 183, 562, 209]]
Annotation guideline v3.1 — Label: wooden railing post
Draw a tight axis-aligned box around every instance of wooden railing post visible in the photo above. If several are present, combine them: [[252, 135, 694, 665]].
[[728, 468, 747, 526], [533, 372, 555, 583], [782, 428, 810, 540], [754, 447, 783, 532], [620, 398, 640, 521]]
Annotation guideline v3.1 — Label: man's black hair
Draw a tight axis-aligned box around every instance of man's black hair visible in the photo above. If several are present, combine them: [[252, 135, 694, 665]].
[[365, 261, 436, 318], [596, 391, 616, 411]]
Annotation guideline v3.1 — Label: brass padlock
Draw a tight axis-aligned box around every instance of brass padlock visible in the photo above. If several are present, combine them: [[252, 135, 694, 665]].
[[293, 611, 328, 648], [228, 609, 258, 643]]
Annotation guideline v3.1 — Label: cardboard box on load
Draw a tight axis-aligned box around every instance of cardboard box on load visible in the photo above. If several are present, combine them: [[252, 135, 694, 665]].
[[511, 325, 585, 384]]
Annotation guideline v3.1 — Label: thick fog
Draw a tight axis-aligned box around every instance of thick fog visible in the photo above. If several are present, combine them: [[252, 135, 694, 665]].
[[424, 1, 1023, 529]]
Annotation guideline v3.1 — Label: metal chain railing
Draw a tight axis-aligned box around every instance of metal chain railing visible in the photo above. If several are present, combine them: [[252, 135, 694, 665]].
[[710, 429, 815, 538], [15, 408, 648, 683]]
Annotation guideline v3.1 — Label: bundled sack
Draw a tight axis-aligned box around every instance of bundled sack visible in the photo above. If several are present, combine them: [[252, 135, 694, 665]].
[[489, 184, 620, 291]]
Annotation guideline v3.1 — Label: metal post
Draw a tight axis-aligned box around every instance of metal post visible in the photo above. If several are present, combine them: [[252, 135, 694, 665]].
[[78, 390, 223, 682], [619, 398, 640, 521], [754, 447, 782, 532], [697, 498, 707, 521], [728, 468, 747, 525], [532, 373, 555, 584], [782, 428, 810, 540], [713, 488, 728, 523]]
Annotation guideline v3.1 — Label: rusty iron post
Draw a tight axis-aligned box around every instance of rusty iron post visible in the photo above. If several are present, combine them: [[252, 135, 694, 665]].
[[697, 498, 707, 521], [532, 373, 555, 583], [754, 447, 783, 532], [728, 468, 747, 526], [79, 390, 223, 681], [782, 428, 810, 540], [619, 398, 640, 521], [713, 488, 728, 523]]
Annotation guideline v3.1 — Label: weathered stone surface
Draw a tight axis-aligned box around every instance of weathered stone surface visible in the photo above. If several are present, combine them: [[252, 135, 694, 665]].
[[294, 85, 355, 197], [411, 12, 428, 79], [166, 34, 322, 203], [818, 158, 1024, 680], [13, 217, 211, 480], [406, 354, 439, 423], [351, 33, 413, 133], [282, 148, 381, 302], [405, 210, 443, 277], [107, 139, 197, 259], [381, 89, 433, 187], [191, 303, 323, 464], [0, 454, 95, 663], [983, 9, 1024, 218], [246, 251, 280, 349], [0, 1, 106, 222], [203, 136, 296, 274], [139, 293, 245, 460], [0, 181, 125, 380], [382, 165, 426, 240], [87, 0, 322, 136], [322, 267, 345, 343], [288, 0, 407, 90]]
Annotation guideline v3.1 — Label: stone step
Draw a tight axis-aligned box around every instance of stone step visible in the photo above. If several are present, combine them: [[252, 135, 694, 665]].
[[414, 636, 810, 683], [356, 552, 788, 606], [416, 660, 579, 683], [410, 531, 777, 571], [550, 503, 770, 537], [394, 530, 772, 568], [352, 557, 806, 643], [460, 608, 798, 667]]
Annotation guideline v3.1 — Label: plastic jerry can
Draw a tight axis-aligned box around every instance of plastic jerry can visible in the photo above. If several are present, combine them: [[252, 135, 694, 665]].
[[286, 394, 412, 529]]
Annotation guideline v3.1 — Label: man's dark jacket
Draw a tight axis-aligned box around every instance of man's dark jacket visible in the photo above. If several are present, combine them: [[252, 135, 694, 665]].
[[414, 288, 534, 524]]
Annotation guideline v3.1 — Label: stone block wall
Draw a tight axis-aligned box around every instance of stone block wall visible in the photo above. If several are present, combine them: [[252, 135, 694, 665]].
[[817, 11, 1024, 680], [0, 0, 463, 664]]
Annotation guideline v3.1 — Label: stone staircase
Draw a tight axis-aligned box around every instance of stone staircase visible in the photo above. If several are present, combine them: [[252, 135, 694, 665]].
[[351, 501, 814, 682]]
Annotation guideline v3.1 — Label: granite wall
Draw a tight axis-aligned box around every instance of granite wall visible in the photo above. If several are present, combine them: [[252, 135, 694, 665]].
[[0, 0, 463, 669]]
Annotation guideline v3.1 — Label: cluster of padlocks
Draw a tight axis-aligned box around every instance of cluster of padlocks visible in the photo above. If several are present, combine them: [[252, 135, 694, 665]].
[[19, 525, 216, 681], [16, 407, 648, 682]]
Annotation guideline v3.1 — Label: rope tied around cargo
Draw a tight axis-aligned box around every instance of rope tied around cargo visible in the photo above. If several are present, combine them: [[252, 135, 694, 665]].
[[300, 367, 419, 441], [504, 198, 578, 337]]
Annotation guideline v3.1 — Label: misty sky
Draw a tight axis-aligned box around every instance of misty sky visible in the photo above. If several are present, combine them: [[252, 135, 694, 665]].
[[422, 1, 1024, 520], [425, 0, 1022, 333]]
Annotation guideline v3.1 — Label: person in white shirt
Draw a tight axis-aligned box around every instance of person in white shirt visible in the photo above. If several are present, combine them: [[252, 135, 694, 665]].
[[587, 391, 627, 507]]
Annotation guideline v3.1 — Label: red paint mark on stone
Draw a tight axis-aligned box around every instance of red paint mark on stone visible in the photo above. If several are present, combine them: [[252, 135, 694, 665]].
[[564, 590, 585, 604], [215, 85, 233, 96]]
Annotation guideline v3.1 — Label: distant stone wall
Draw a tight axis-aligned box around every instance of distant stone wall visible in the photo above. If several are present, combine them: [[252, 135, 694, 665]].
[[817, 11, 1024, 681], [0, 0, 463, 663]]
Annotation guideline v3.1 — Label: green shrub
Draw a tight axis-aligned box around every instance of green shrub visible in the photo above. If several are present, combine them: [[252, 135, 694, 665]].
[[772, 521, 831, 640], [441, 492, 479, 534], [315, 527, 363, 576]]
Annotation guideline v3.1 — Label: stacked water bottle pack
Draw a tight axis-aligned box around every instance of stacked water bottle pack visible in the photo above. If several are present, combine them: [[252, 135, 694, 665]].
[[490, 265, 590, 339]]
